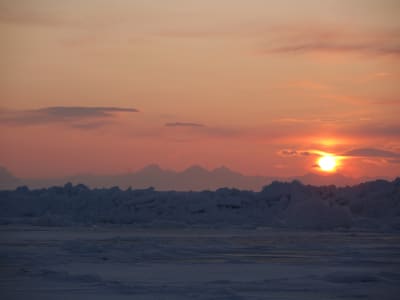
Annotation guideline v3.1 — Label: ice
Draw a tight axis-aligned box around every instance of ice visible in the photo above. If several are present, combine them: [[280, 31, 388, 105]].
[[284, 198, 352, 229], [1, 178, 399, 230], [1, 226, 399, 299], [324, 271, 381, 283], [1, 179, 400, 298]]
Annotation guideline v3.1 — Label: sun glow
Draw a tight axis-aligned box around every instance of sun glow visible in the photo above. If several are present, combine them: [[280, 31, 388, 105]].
[[317, 155, 337, 172]]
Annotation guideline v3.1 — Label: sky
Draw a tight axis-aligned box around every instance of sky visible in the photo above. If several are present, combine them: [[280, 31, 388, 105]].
[[0, 0, 399, 179]]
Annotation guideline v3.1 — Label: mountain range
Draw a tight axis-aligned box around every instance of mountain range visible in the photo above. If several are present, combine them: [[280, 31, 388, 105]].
[[1, 164, 385, 191]]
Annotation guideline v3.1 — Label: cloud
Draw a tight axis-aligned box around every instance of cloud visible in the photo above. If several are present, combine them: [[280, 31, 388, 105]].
[[157, 23, 400, 59], [0, 106, 139, 128], [263, 27, 400, 58], [342, 148, 400, 158], [0, 1, 74, 27], [371, 99, 400, 106], [165, 122, 205, 127], [267, 42, 400, 57], [344, 123, 400, 139], [161, 121, 247, 141], [287, 80, 330, 91], [0, 1, 118, 29], [279, 149, 312, 157]]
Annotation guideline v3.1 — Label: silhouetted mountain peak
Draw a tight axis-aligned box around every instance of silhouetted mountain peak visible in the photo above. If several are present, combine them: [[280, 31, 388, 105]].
[[138, 164, 163, 174], [212, 166, 236, 175], [182, 165, 208, 175], [0, 164, 395, 191], [0, 166, 19, 187]]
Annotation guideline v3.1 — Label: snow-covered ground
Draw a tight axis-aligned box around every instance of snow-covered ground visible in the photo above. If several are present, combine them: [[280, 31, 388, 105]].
[[1, 225, 399, 300], [1, 179, 400, 230], [1, 179, 399, 298]]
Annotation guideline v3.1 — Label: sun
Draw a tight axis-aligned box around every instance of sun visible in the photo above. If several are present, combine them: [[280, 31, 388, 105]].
[[317, 155, 337, 172]]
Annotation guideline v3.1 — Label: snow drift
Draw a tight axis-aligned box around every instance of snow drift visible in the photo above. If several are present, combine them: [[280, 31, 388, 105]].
[[0, 179, 399, 230]]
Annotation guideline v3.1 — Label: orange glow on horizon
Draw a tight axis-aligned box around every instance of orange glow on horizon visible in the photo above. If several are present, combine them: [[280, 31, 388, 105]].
[[0, 2, 399, 180]]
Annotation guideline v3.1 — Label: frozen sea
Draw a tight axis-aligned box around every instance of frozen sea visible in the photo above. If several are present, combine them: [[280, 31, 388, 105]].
[[1, 225, 399, 300]]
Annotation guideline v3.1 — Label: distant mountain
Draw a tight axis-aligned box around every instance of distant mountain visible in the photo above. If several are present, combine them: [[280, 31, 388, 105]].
[[0, 166, 20, 189], [0, 165, 388, 191]]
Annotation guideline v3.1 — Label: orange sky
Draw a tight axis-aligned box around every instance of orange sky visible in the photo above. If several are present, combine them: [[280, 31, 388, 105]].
[[1, 0, 400, 179]]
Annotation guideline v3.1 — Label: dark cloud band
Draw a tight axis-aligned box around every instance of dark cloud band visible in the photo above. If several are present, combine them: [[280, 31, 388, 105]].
[[342, 148, 400, 158], [165, 122, 205, 127], [0, 106, 139, 128]]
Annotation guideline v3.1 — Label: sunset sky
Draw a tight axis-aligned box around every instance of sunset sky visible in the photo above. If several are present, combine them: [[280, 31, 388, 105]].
[[1, 0, 399, 179]]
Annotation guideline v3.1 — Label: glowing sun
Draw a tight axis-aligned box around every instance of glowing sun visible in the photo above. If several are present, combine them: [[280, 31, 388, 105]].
[[317, 155, 337, 172]]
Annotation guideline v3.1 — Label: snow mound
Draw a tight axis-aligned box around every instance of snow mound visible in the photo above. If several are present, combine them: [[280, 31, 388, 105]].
[[0, 178, 399, 230]]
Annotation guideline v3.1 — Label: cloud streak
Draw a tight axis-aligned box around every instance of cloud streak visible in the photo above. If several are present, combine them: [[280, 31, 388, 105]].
[[0, 1, 77, 28], [263, 27, 400, 58], [343, 123, 400, 139], [0, 106, 139, 128], [165, 122, 205, 128], [267, 42, 400, 57], [279, 149, 312, 157], [342, 148, 400, 158]]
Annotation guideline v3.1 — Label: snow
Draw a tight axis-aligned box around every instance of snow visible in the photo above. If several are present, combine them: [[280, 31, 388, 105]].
[[1, 179, 400, 299], [1, 226, 399, 299], [0, 179, 399, 230]]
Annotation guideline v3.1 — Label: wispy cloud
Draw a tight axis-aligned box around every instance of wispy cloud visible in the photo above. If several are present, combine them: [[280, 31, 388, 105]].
[[342, 148, 400, 158], [279, 147, 400, 166], [162, 121, 248, 141], [267, 42, 400, 57], [0, 1, 74, 27], [263, 27, 400, 58], [0, 1, 119, 29], [165, 122, 205, 127], [343, 123, 400, 139], [287, 80, 330, 91], [156, 22, 400, 59], [371, 99, 400, 106], [0, 106, 139, 128], [278, 149, 314, 157]]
